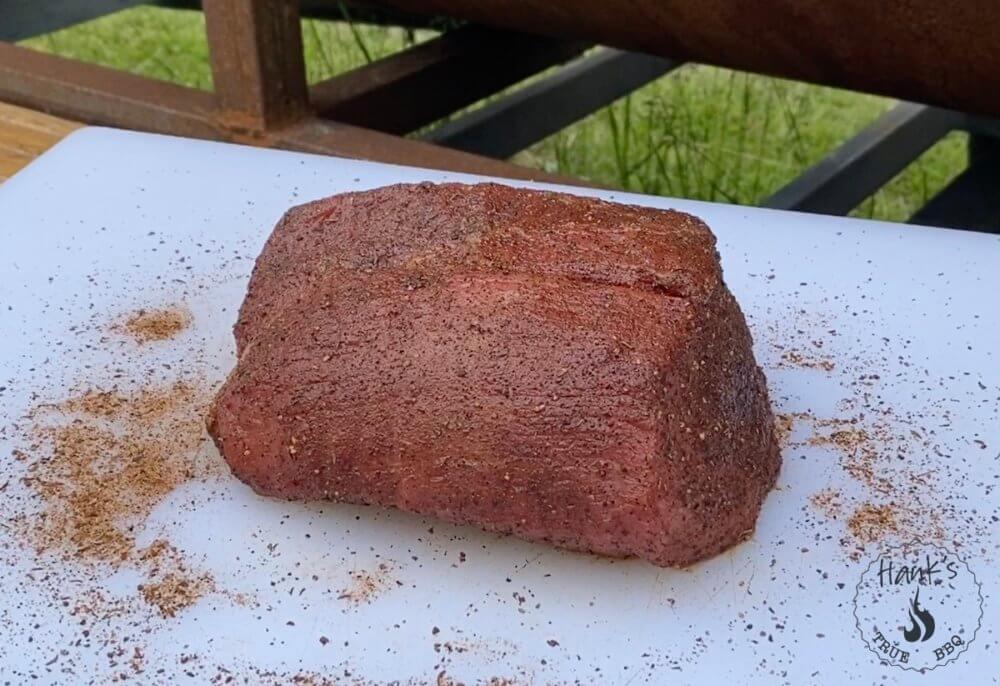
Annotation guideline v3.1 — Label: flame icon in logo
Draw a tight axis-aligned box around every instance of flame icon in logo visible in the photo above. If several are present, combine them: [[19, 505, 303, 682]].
[[902, 587, 936, 643]]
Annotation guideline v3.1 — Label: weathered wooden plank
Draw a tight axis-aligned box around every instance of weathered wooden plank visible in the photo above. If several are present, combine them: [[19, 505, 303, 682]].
[[0, 101, 81, 182]]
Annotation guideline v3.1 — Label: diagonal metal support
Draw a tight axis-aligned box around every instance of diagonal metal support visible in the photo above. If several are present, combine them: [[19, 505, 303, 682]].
[[423, 48, 680, 159], [311, 27, 588, 135], [764, 102, 962, 215]]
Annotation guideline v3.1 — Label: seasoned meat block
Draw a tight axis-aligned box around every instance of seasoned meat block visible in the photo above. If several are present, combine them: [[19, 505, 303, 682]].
[[207, 183, 780, 567]]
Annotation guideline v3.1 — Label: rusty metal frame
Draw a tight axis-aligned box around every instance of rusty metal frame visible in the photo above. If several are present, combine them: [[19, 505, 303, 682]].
[[763, 103, 963, 216], [424, 48, 680, 158], [0, 0, 587, 183], [3, 0, 1000, 231], [763, 102, 1000, 232], [310, 25, 589, 135]]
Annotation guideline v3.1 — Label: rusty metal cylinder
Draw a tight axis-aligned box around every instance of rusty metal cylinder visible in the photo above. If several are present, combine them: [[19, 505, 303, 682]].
[[374, 0, 1000, 117]]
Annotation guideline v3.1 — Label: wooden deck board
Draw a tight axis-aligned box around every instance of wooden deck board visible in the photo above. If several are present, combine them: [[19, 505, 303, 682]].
[[0, 102, 81, 183]]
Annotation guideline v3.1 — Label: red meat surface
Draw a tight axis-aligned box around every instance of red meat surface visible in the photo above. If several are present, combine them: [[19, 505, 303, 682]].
[[207, 182, 780, 567]]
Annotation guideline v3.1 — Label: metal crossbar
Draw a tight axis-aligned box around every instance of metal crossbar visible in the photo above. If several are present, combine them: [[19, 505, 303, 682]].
[[424, 49, 680, 158], [763, 104, 961, 215], [763, 102, 1000, 231]]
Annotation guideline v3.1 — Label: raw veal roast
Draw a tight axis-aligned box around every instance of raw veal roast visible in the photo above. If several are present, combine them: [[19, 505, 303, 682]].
[[207, 183, 780, 567]]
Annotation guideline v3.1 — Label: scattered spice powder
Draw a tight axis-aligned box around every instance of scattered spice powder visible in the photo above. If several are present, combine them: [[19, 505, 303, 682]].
[[803, 420, 898, 497], [284, 673, 344, 686], [139, 571, 214, 618], [774, 413, 795, 445], [759, 303, 985, 554], [228, 591, 256, 608], [129, 647, 145, 675], [808, 426, 869, 453], [121, 306, 191, 343], [809, 488, 844, 519], [847, 503, 898, 543], [792, 412, 940, 545], [337, 562, 394, 604], [138, 537, 176, 564], [779, 349, 836, 372], [69, 589, 131, 623], [134, 539, 216, 617], [19, 381, 212, 565]]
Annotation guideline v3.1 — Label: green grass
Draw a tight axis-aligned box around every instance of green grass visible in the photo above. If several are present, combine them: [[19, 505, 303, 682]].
[[515, 68, 967, 223], [21, 6, 433, 88], [22, 6, 966, 223]]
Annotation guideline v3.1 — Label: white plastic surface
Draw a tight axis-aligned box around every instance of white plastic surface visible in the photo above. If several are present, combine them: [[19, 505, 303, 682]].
[[1, 128, 998, 684]]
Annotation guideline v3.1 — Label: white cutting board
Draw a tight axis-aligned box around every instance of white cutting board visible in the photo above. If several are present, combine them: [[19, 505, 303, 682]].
[[1, 128, 998, 685]]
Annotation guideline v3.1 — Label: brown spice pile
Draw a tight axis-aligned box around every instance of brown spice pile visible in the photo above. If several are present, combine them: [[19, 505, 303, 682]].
[[21, 381, 211, 564], [136, 538, 215, 617], [139, 571, 214, 618], [121, 306, 191, 343], [847, 503, 898, 543]]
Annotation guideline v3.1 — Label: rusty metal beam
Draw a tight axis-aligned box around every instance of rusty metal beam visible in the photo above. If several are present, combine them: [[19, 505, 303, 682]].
[[311, 26, 588, 134], [273, 117, 592, 186], [0, 42, 222, 139], [203, 0, 310, 132], [374, 0, 1000, 119], [425, 48, 678, 158], [0, 43, 583, 185], [1, 0, 597, 190]]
